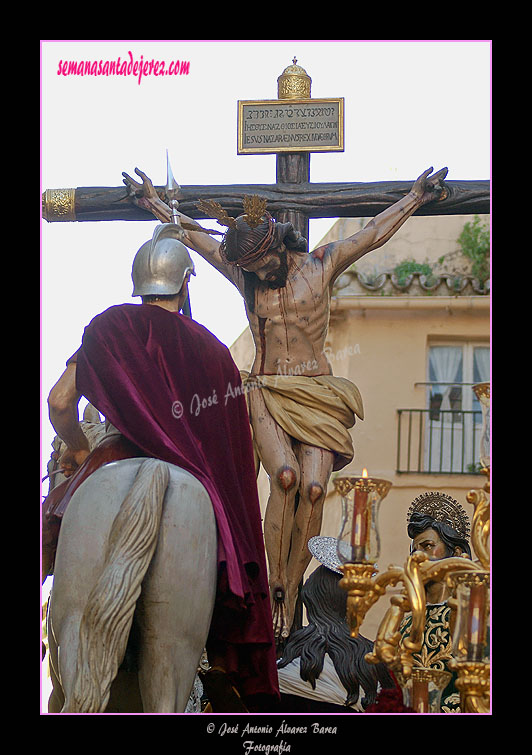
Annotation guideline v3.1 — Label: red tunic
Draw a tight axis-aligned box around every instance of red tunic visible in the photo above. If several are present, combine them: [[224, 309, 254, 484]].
[[43, 303, 279, 708]]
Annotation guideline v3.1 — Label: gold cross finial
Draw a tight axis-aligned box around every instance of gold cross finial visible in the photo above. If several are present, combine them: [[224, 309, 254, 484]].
[[277, 57, 311, 99]]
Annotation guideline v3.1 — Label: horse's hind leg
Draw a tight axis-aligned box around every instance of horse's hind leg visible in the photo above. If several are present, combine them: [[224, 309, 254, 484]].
[[136, 480, 218, 713], [135, 598, 206, 712], [48, 491, 120, 712], [46, 615, 65, 713]]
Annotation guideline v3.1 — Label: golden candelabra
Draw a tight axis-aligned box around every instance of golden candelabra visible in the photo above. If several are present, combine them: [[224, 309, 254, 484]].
[[335, 382, 490, 713]]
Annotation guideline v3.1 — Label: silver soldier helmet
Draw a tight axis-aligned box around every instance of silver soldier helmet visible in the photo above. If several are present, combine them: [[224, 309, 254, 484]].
[[132, 223, 196, 297]]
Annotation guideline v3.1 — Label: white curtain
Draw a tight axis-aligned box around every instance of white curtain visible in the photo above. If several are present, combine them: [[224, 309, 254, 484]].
[[426, 346, 463, 472], [423, 345, 488, 473], [473, 347, 490, 383], [429, 346, 462, 409]]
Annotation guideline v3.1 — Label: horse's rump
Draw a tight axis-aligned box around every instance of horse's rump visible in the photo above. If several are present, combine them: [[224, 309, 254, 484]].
[[48, 457, 218, 713]]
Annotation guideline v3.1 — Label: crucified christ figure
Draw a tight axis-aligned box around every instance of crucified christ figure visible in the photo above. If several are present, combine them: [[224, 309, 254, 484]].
[[123, 165, 448, 640]]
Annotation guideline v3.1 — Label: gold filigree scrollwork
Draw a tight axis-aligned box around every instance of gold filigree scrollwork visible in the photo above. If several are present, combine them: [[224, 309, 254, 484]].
[[363, 556, 483, 677], [279, 78, 310, 99], [400, 552, 429, 666], [466, 481, 490, 570], [42, 189, 76, 222], [365, 594, 410, 670], [338, 563, 376, 637]]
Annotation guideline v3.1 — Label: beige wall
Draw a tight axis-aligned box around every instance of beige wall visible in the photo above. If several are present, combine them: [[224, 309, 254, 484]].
[[229, 214, 490, 640], [317, 214, 489, 277]]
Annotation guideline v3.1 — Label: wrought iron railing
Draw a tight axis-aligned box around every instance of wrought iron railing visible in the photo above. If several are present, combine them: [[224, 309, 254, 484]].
[[396, 408, 483, 475]]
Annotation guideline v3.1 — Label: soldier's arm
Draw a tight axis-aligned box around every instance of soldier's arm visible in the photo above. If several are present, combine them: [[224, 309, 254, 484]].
[[48, 362, 91, 475]]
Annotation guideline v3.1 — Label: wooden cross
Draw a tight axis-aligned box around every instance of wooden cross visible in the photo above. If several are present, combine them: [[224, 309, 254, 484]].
[[42, 171, 489, 234], [42, 59, 489, 234]]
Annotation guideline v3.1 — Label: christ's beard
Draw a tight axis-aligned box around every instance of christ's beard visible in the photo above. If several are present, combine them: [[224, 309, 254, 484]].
[[266, 256, 289, 289]]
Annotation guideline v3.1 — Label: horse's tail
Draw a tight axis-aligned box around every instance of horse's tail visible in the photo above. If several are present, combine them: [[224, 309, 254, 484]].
[[64, 459, 170, 713]]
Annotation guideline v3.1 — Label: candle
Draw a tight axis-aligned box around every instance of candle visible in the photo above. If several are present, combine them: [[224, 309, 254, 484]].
[[412, 679, 429, 713], [467, 580, 487, 661], [335, 471, 391, 566], [350, 470, 369, 561]]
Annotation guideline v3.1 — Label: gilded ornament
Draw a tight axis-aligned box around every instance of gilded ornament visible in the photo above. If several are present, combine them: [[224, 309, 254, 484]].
[[242, 195, 269, 228], [42, 188, 76, 222], [448, 659, 490, 713], [407, 491, 470, 540], [334, 475, 392, 500], [472, 382, 490, 403], [338, 562, 377, 637], [277, 57, 312, 100], [196, 195, 269, 231], [361, 555, 482, 678], [195, 199, 237, 230], [395, 666, 451, 689], [466, 483, 490, 569]]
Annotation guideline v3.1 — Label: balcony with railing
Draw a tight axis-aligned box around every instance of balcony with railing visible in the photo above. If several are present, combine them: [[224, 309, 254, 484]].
[[396, 382, 484, 475]]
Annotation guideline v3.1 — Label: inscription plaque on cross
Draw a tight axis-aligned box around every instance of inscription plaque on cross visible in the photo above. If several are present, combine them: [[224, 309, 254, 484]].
[[239, 58, 343, 247]]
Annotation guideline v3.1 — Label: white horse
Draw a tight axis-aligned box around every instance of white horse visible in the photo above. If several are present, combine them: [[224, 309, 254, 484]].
[[46, 456, 218, 713]]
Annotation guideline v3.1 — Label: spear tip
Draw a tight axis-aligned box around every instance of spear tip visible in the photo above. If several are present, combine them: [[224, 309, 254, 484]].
[[166, 149, 180, 197]]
